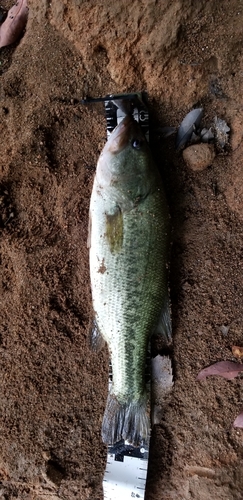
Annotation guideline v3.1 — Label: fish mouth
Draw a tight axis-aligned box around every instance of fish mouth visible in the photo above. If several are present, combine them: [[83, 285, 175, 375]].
[[107, 115, 137, 154]]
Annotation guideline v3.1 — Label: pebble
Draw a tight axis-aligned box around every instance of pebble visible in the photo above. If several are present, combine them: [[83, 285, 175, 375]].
[[185, 466, 216, 478], [182, 144, 216, 171], [219, 325, 229, 336]]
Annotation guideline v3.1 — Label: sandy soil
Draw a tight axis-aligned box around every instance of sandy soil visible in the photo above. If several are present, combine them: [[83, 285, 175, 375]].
[[0, 1, 243, 498]]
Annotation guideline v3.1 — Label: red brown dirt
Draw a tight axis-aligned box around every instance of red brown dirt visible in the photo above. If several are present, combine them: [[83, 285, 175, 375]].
[[0, 1, 243, 499]]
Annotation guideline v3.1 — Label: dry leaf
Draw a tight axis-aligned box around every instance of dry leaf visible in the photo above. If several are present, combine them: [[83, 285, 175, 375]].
[[214, 116, 230, 148], [0, 0, 28, 49], [233, 411, 243, 428], [197, 361, 243, 381], [176, 108, 203, 149], [232, 345, 243, 359]]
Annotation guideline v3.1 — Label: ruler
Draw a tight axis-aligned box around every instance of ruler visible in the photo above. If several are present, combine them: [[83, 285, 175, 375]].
[[103, 439, 149, 500], [101, 94, 150, 500], [81, 92, 149, 140], [104, 92, 149, 141]]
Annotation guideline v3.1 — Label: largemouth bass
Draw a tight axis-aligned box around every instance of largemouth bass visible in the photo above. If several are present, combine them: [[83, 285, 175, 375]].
[[89, 115, 171, 446]]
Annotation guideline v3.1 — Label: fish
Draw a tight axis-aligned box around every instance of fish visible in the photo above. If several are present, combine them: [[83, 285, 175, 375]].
[[88, 115, 171, 446]]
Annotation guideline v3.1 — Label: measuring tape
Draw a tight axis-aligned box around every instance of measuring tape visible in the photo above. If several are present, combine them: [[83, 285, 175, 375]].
[[104, 92, 149, 142], [81, 92, 149, 138], [101, 95, 151, 499], [103, 439, 149, 500]]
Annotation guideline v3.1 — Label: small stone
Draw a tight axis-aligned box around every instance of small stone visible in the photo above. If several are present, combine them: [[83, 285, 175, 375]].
[[232, 345, 243, 359], [183, 144, 216, 171], [185, 466, 216, 478], [219, 325, 229, 336]]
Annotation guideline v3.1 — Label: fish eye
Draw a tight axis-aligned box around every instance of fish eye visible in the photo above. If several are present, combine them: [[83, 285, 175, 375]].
[[132, 138, 144, 150]]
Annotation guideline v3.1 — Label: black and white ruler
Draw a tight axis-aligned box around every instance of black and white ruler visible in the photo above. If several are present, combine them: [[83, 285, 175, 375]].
[[81, 92, 149, 141], [104, 92, 149, 142], [103, 439, 149, 500], [102, 94, 150, 500]]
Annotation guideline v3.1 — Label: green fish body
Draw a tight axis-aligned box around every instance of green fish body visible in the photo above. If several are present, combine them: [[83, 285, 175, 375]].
[[89, 115, 171, 445]]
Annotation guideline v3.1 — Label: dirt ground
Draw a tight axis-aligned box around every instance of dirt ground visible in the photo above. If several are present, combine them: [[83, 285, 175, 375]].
[[0, 1, 243, 499]]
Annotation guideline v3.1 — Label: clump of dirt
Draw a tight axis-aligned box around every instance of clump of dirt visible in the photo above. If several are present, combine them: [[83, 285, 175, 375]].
[[0, 0, 243, 499]]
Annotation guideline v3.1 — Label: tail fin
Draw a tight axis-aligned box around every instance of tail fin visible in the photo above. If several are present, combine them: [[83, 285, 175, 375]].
[[102, 392, 150, 446]]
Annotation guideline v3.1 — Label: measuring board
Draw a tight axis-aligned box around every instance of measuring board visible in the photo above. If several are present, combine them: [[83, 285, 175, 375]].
[[102, 93, 151, 500], [103, 439, 149, 500], [104, 92, 149, 141]]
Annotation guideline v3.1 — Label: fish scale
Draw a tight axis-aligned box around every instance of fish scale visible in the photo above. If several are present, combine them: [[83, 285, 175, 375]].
[[90, 188, 168, 405]]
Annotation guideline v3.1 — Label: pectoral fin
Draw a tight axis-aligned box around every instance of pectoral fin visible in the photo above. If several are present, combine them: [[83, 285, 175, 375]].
[[90, 317, 106, 352], [105, 208, 123, 253]]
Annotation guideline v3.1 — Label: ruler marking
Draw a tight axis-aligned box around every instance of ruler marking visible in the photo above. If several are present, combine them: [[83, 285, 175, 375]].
[[102, 96, 150, 498]]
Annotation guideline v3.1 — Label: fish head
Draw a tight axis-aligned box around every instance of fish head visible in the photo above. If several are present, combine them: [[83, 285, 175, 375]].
[[106, 115, 147, 155], [96, 116, 153, 190]]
